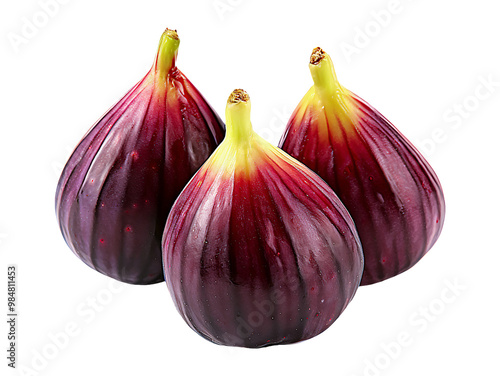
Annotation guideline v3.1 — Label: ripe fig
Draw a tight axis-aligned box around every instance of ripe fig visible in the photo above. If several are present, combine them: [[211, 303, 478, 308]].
[[279, 47, 445, 285], [55, 29, 225, 284], [162, 89, 364, 347]]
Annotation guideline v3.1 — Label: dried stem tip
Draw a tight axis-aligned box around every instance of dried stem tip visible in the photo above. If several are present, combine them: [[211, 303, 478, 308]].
[[310, 47, 326, 65], [228, 89, 250, 104], [164, 28, 179, 40]]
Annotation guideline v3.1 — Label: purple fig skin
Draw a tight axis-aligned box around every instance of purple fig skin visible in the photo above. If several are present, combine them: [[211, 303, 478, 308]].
[[55, 30, 225, 284], [279, 51, 445, 285], [162, 90, 363, 347]]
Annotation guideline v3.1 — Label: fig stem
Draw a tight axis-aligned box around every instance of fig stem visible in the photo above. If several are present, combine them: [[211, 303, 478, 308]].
[[154, 28, 180, 77], [225, 89, 253, 145], [309, 47, 348, 108]]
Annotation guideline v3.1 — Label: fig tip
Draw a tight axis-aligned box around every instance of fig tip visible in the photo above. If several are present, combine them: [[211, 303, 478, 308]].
[[228, 89, 250, 104], [164, 28, 179, 40], [310, 47, 326, 65]]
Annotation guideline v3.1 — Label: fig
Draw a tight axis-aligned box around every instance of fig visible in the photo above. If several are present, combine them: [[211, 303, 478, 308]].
[[162, 89, 364, 347], [279, 47, 445, 285], [55, 29, 225, 284]]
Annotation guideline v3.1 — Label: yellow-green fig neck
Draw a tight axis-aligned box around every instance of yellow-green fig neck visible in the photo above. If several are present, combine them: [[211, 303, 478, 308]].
[[225, 89, 254, 147], [309, 47, 350, 113], [154, 28, 180, 78]]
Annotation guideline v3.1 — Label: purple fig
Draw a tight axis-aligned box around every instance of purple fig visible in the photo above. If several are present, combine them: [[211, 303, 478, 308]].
[[55, 29, 225, 284], [162, 89, 363, 347], [279, 47, 445, 285]]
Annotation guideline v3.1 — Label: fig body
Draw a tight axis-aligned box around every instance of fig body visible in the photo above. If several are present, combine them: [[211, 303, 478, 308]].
[[279, 48, 445, 285], [55, 29, 225, 284], [163, 89, 363, 347]]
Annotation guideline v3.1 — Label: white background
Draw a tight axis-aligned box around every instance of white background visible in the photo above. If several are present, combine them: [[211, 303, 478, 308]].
[[1, 0, 499, 375]]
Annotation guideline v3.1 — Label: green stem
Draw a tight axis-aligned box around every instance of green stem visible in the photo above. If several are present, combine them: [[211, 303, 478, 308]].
[[309, 47, 348, 109], [225, 89, 253, 145], [154, 28, 180, 78]]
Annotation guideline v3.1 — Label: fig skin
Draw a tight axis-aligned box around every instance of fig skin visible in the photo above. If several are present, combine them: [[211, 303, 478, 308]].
[[279, 48, 445, 285], [55, 29, 225, 284], [162, 89, 363, 347]]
